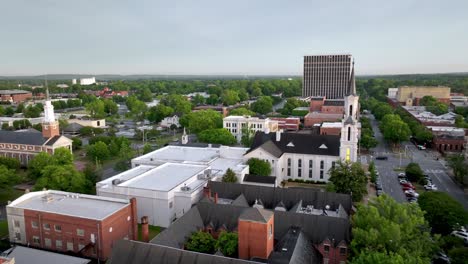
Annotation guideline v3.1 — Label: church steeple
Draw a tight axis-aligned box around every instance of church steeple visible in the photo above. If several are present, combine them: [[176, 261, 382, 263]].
[[42, 80, 60, 138]]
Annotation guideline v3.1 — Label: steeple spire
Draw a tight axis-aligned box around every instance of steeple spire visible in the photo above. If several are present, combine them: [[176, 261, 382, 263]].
[[348, 62, 357, 96], [45, 76, 50, 100]]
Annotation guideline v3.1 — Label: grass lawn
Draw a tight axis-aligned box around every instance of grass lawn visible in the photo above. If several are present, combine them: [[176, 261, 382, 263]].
[[137, 224, 163, 241], [284, 182, 326, 190], [0, 188, 24, 204], [0, 220, 8, 238]]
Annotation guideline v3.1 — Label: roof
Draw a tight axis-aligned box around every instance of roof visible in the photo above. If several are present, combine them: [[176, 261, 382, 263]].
[[268, 227, 322, 264], [0, 130, 47, 145], [239, 208, 273, 223], [44, 135, 62, 146], [8, 190, 130, 220], [243, 174, 277, 184], [64, 122, 84, 132], [108, 240, 257, 264], [119, 163, 208, 191], [3, 246, 90, 264], [321, 122, 342, 128], [0, 90, 31, 95], [246, 132, 340, 157], [323, 100, 344, 106], [134, 145, 220, 164]]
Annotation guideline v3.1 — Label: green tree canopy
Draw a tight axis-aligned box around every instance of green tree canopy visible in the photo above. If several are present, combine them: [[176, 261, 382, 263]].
[[405, 162, 424, 183], [447, 154, 467, 186], [419, 96, 438, 106], [351, 195, 436, 264], [280, 98, 308, 115], [0, 156, 21, 170], [103, 99, 119, 115], [251, 96, 273, 114], [216, 231, 238, 257], [146, 104, 174, 123], [359, 134, 378, 151], [418, 191, 468, 235], [86, 141, 111, 162], [85, 100, 106, 118], [0, 165, 20, 189], [380, 114, 411, 145], [180, 110, 223, 134], [247, 158, 272, 176], [160, 94, 192, 114], [222, 168, 238, 183], [198, 128, 236, 145], [373, 104, 394, 120], [185, 231, 217, 254], [229, 107, 255, 116], [34, 164, 88, 193], [328, 161, 367, 202], [221, 89, 240, 106]]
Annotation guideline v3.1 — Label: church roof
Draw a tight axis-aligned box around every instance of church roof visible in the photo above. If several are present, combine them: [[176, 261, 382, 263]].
[[0, 131, 48, 145]]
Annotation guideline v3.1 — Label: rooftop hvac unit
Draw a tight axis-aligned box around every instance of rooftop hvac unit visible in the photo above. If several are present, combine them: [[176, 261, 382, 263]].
[[112, 179, 121, 185], [181, 184, 191, 191]]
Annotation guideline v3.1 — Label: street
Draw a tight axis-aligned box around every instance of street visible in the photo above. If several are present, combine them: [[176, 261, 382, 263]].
[[365, 114, 468, 209]]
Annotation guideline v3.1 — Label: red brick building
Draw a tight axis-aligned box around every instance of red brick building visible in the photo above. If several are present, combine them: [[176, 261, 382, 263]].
[[304, 97, 345, 127], [270, 117, 300, 131], [7, 190, 138, 261], [97, 87, 129, 98], [0, 90, 32, 103]]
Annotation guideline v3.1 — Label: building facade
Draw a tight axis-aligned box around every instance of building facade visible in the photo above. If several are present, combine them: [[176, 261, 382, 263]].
[[79, 77, 96, 86], [302, 54, 354, 99], [7, 190, 138, 261], [223, 115, 279, 142], [395, 86, 451, 106], [0, 90, 33, 103]]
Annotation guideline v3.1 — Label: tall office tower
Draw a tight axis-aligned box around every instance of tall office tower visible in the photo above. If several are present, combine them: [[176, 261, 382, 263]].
[[302, 54, 355, 99]]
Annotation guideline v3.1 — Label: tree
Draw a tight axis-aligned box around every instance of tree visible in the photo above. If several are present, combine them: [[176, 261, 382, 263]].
[[405, 162, 424, 183], [380, 115, 411, 146], [413, 125, 433, 142], [161, 94, 192, 114], [221, 90, 240, 106], [179, 110, 223, 134], [5, 106, 15, 116], [146, 104, 174, 123], [86, 141, 110, 162], [216, 231, 238, 257], [52, 147, 73, 165], [448, 247, 468, 264], [23, 105, 42, 118], [241, 127, 255, 147], [0, 156, 20, 170], [79, 126, 104, 136], [206, 94, 219, 105], [419, 96, 438, 106], [103, 99, 118, 115], [447, 154, 468, 185], [85, 100, 106, 118], [251, 96, 273, 114], [418, 192, 468, 235], [185, 231, 216, 254], [16, 103, 25, 113], [351, 195, 436, 263], [359, 134, 378, 150], [34, 165, 88, 193], [426, 103, 449, 115], [373, 104, 394, 120], [247, 158, 271, 176], [369, 161, 377, 184], [142, 143, 153, 154], [138, 88, 153, 102], [28, 152, 53, 179], [13, 119, 31, 130], [280, 98, 308, 115], [198, 128, 236, 145], [0, 165, 20, 189], [328, 161, 367, 202], [192, 94, 206, 106], [222, 168, 238, 183], [229, 107, 255, 116], [72, 137, 82, 150]]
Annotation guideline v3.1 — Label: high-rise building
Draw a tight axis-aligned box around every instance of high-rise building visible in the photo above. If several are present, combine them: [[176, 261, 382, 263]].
[[302, 54, 355, 99]]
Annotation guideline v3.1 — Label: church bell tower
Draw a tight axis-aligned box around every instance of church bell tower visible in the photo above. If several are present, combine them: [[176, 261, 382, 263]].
[[42, 84, 60, 138]]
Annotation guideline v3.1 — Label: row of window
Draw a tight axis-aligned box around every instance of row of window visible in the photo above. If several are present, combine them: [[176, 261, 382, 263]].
[[32, 236, 85, 252], [31, 220, 84, 236], [225, 122, 264, 129], [286, 159, 335, 179]]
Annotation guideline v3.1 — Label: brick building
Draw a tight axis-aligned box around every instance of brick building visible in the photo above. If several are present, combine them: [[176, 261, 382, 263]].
[[141, 182, 352, 264], [7, 190, 138, 261], [0, 90, 33, 103], [394, 86, 451, 106], [304, 97, 345, 127], [270, 117, 300, 131], [0, 89, 72, 166], [428, 126, 465, 153]]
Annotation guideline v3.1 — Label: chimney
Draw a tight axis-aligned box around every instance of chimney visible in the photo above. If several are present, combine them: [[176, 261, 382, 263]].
[[276, 130, 282, 142], [238, 208, 274, 260], [141, 216, 149, 242], [130, 198, 138, 240], [203, 186, 211, 199], [214, 192, 218, 204]]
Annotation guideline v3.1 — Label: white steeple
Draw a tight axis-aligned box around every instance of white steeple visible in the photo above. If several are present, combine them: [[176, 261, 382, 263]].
[[43, 81, 55, 123], [339, 88, 360, 163], [181, 127, 188, 145]]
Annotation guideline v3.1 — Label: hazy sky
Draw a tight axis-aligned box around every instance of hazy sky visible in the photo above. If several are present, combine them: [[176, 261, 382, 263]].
[[1, 0, 468, 76]]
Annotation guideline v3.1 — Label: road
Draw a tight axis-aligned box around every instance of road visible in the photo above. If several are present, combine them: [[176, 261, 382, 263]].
[[366, 114, 468, 209]]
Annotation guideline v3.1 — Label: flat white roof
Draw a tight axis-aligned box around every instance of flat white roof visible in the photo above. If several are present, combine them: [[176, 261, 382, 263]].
[[4, 246, 90, 264], [321, 122, 342, 128], [133, 145, 220, 164], [8, 190, 130, 220], [119, 163, 208, 191]]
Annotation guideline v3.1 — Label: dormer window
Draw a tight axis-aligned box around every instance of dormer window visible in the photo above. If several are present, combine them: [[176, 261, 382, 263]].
[[287, 142, 294, 147], [319, 144, 328, 149], [324, 244, 330, 253]]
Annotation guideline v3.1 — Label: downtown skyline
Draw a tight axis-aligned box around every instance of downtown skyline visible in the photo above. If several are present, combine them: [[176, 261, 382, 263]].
[[1, 0, 468, 76]]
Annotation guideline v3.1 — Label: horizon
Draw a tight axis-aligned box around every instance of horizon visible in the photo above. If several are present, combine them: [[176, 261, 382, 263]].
[[1, 0, 468, 76]]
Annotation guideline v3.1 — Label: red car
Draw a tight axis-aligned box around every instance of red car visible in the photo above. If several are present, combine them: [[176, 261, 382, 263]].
[[400, 182, 414, 188], [402, 186, 416, 191]]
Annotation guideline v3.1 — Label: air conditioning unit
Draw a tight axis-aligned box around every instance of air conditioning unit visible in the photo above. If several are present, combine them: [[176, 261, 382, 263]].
[[112, 179, 121, 185], [181, 186, 191, 191]]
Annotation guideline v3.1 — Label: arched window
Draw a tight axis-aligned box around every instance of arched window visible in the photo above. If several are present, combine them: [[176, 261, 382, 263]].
[[348, 127, 351, 141], [349, 104, 353, 117]]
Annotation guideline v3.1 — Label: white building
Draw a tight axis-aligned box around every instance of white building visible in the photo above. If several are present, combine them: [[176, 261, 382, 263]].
[[387, 88, 398, 98], [223, 115, 279, 142], [160, 115, 180, 128], [79, 77, 96, 86], [96, 145, 249, 227]]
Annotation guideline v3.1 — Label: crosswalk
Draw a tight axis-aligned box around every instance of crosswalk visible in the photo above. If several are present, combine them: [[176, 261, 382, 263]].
[[424, 169, 444, 174]]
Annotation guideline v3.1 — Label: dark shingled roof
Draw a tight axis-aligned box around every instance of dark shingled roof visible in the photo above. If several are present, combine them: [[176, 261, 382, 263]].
[[323, 100, 345, 106], [268, 227, 322, 264], [243, 174, 277, 185], [208, 181, 352, 214], [64, 122, 84, 132], [0, 131, 47, 145], [246, 132, 340, 157], [45, 135, 62, 146], [108, 240, 258, 264], [239, 208, 273, 223]]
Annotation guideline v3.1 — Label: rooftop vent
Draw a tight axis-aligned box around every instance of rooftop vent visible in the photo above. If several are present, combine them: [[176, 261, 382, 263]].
[[112, 179, 121, 185], [181, 184, 191, 191], [286, 142, 295, 147], [42, 194, 54, 203], [319, 144, 328, 149]]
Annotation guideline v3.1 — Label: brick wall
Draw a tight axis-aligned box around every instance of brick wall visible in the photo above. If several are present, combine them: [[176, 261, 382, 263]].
[[316, 239, 348, 264], [320, 127, 341, 136], [238, 216, 274, 260]]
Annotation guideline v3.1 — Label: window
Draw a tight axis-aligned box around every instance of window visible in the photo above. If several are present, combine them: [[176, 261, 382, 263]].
[[332, 161, 336, 169], [272, 160, 274, 164], [169, 202, 173, 208], [54, 225, 62, 232], [33, 236, 40, 244], [45, 238, 52, 248], [76, 228, 84, 236], [320, 171, 324, 179], [269, 224, 273, 238], [340, 247, 347, 256], [13, 220, 20, 228], [348, 127, 351, 141], [298, 159, 302, 167], [56, 240, 63, 249], [78, 244, 85, 251], [287, 168, 291, 177], [31, 221, 38, 229], [287, 158, 291, 166], [298, 168, 302, 177], [324, 245, 330, 253], [67, 242, 74, 251], [320, 160, 324, 169], [15, 232, 21, 241], [309, 160, 313, 178], [287, 158, 291, 176], [43, 223, 50, 230]]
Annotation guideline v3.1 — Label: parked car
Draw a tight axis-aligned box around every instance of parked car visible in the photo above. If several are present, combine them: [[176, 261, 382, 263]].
[[451, 230, 468, 245], [399, 179, 409, 184], [405, 189, 420, 198], [402, 186, 416, 191], [375, 183, 383, 190], [407, 197, 418, 203], [432, 251, 450, 264], [376, 156, 388, 160], [376, 190, 383, 197], [398, 172, 406, 177], [418, 145, 426, 150], [424, 184, 438, 191]]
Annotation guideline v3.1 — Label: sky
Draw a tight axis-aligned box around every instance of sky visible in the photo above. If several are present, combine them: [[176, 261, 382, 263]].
[[1, 0, 468, 76]]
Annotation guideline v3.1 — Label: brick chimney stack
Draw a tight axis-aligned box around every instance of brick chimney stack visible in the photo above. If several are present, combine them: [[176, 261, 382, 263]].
[[214, 192, 218, 204], [130, 198, 138, 240], [141, 216, 149, 242], [238, 208, 274, 260], [203, 186, 211, 199]]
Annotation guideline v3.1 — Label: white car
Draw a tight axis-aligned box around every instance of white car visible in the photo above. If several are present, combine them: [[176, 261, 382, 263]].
[[418, 145, 426, 150], [424, 184, 438, 191], [451, 230, 468, 244], [399, 179, 408, 184], [398, 172, 405, 177], [404, 189, 419, 198]]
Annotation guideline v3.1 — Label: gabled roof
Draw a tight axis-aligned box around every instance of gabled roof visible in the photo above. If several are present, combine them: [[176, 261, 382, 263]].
[[232, 194, 250, 207], [268, 227, 322, 264], [239, 208, 273, 223], [0, 130, 47, 145], [64, 122, 84, 132], [246, 132, 340, 157], [45, 135, 62, 146], [243, 174, 277, 185]]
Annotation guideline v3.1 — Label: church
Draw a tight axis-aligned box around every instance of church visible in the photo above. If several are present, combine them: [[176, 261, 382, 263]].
[[244, 71, 360, 184], [0, 90, 72, 166]]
